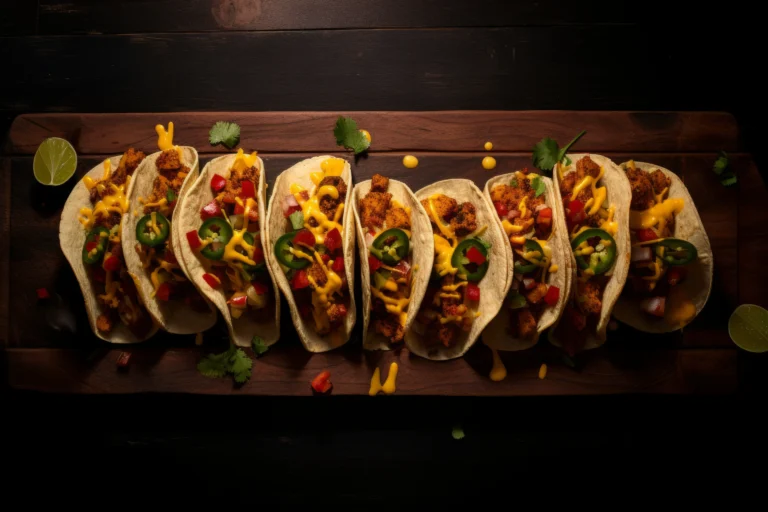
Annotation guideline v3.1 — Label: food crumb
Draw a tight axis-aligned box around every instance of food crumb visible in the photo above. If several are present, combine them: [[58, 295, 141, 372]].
[[538, 363, 548, 380], [484, 141, 493, 151]]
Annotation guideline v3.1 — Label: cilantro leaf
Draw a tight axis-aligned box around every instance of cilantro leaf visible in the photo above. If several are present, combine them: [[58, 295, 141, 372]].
[[532, 130, 586, 173], [251, 335, 270, 356], [531, 176, 546, 198], [510, 178, 519, 188], [197, 346, 234, 379], [720, 172, 738, 187], [166, 189, 177, 203], [333, 116, 370, 155], [452, 424, 465, 440], [230, 348, 253, 384], [713, 151, 729, 175], [209, 121, 241, 149], [713, 151, 737, 186]]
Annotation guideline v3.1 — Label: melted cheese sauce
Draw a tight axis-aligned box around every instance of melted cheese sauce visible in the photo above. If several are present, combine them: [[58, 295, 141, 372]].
[[402, 155, 419, 169], [231, 148, 258, 173], [368, 362, 399, 396], [155, 122, 183, 159], [489, 348, 507, 381], [630, 198, 684, 233], [482, 156, 497, 170], [78, 159, 130, 230]]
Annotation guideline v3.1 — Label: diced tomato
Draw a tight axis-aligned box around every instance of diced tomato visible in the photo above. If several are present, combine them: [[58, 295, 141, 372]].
[[667, 267, 686, 286], [332, 257, 344, 273], [466, 282, 480, 301], [116, 352, 131, 368], [523, 277, 537, 290], [36, 287, 50, 300], [85, 241, 98, 253], [202, 272, 221, 289], [228, 294, 248, 307], [240, 180, 255, 199], [538, 207, 553, 219], [640, 297, 666, 317], [324, 228, 342, 253], [567, 200, 586, 226], [321, 253, 330, 263], [291, 269, 310, 290], [156, 282, 172, 301], [186, 230, 202, 250], [543, 285, 560, 306], [103, 255, 121, 272], [234, 203, 245, 215], [252, 245, 265, 265], [636, 228, 658, 242], [368, 255, 382, 271], [92, 267, 106, 283], [200, 199, 221, 220], [211, 174, 227, 192], [494, 201, 508, 218], [466, 246, 486, 265], [310, 371, 333, 394], [164, 250, 177, 264], [251, 281, 268, 295], [293, 229, 316, 248]]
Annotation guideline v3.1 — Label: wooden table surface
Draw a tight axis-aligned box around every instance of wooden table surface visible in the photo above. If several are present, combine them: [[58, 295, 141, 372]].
[[2, 1, 766, 500]]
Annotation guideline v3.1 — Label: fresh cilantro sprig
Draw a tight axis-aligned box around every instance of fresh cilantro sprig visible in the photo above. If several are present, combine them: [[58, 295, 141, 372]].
[[531, 176, 546, 197], [532, 130, 587, 173], [251, 335, 270, 356], [713, 151, 737, 186], [197, 344, 252, 384], [333, 116, 370, 155], [209, 121, 241, 149]]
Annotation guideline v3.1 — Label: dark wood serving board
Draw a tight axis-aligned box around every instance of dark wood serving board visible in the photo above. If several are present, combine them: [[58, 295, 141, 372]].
[[2, 111, 763, 395]]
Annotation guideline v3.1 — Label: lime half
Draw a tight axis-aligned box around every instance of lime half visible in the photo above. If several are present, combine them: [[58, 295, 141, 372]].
[[728, 304, 768, 353], [33, 137, 77, 186]]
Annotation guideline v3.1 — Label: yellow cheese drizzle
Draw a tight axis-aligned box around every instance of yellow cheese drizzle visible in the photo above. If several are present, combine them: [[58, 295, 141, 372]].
[[79, 160, 131, 229], [368, 363, 399, 396], [156, 122, 183, 160], [489, 348, 507, 382]]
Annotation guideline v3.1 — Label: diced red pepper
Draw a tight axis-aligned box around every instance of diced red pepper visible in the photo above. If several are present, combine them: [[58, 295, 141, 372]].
[[85, 241, 98, 253], [92, 267, 106, 283], [284, 205, 301, 218], [116, 352, 131, 368], [164, 250, 177, 264], [494, 201, 508, 218], [636, 228, 658, 242], [252, 245, 265, 265], [332, 257, 344, 273], [228, 294, 248, 307], [251, 281, 268, 295], [291, 269, 310, 290], [321, 253, 330, 264], [186, 230, 202, 250], [103, 255, 121, 272], [156, 282, 172, 301], [543, 285, 560, 306], [466, 246, 486, 265], [667, 267, 686, 286], [538, 207, 553, 219], [466, 282, 480, 301], [234, 203, 245, 215], [211, 174, 227, 192], [324, 228, 342, 253], [368, 255, 382, 271], [310, 371, 333, 394], [200, 199, 221, 220], [202, 272, 221, 289], [567, 200, 586, 226], [293, 229, 316, 248], [240, 180, 255, 199], [36, 287, 50, 300]]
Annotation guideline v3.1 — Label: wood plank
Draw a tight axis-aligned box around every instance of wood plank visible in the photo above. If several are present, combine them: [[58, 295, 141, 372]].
[[3, 345, 738, 395], [0, 159, 10, 346], [5, 111, 740, 155], [0, 0, 37, 36], [0, 28, 721, 114], [37, 0, 638, 34], [4, 152, 746, 349], [738, 160, 768, 308]]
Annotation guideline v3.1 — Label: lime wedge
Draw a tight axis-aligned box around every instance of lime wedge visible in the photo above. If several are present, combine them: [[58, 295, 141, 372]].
[[33, 137, 77, 186], [728, 304, 768, 353]]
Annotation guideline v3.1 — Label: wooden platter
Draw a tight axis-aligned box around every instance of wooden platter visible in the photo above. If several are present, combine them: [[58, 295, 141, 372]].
[[2, 111, 763, 395]]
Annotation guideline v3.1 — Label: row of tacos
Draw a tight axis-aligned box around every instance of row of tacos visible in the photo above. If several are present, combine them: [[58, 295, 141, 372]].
[[60, 126, 712, 359]]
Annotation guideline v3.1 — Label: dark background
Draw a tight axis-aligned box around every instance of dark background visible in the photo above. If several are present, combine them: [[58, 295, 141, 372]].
[[2, 0, 765, 501]]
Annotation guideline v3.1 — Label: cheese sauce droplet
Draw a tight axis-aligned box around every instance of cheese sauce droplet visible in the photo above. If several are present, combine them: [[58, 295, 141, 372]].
[[482, 156, 497, 170], [489, 348, 507, 382], [403, 155, 419, 169], [538, 363, 548, 380], [484, 141, 493, 151], [360, 129, 371, 143]]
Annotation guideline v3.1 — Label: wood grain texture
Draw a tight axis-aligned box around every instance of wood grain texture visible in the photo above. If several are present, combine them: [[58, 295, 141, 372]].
[[0, 159, 10, 345], [37, 0, 638, 34], [0, 28, 715, 113], [5, 111, 740, 155], [738, 159, 768, 308], [4, 346, 738, 395]]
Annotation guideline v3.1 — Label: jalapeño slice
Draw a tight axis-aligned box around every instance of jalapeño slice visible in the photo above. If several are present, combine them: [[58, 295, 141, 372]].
[[136, 212, 170, 248], [198, 217, 233, 260], [656, 238, 697, 266], [82, 226, 110, 265], [370, 228, 409, 265], [274, 231, 311, 270], [242, 231, 266, 272], [514, 239, 544, 275], [451, 238, 489, 282], [571, 228, 616, 275]]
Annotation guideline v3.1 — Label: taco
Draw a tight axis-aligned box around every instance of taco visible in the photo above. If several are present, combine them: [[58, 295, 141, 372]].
[[176, 150, 280, 347], [483, 169, 571, 351], [405, 179, 507, 360], [264, 156, 356, 352], [122, 123, 217, 334], [612, 161, 713, 331], [60, 151, 158, 342], [549, 154, 631, 353], [352, 174, 434, 351]]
